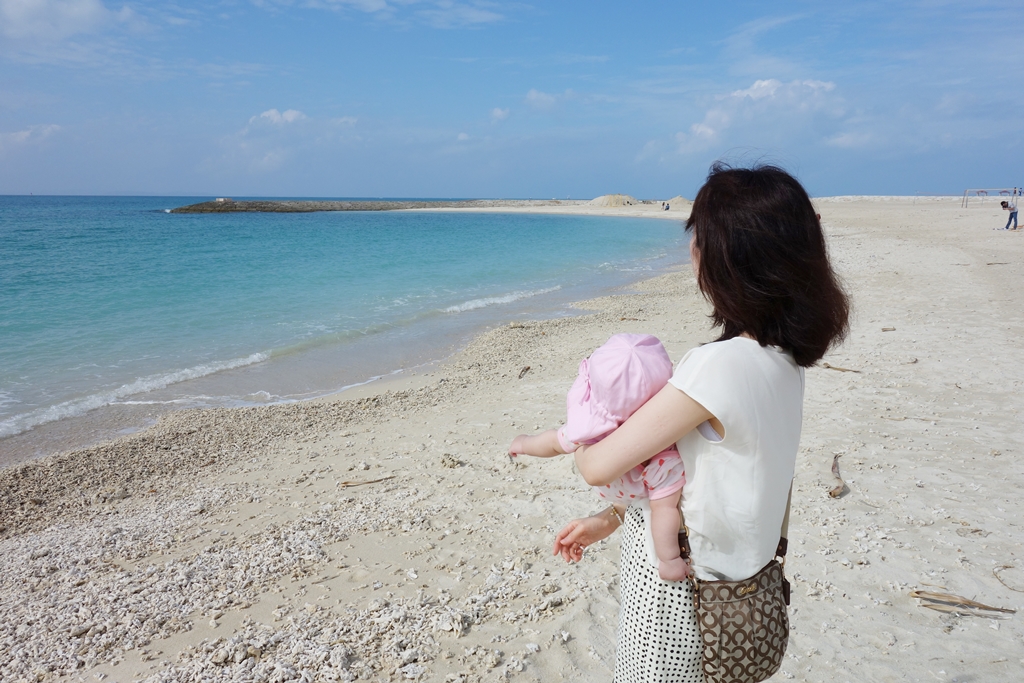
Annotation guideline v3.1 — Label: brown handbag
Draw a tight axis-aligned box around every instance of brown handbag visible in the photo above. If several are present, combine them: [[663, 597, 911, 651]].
[[678, 487, 792, 683]]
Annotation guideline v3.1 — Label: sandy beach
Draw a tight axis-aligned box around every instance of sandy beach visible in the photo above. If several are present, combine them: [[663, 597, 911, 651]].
[[2, 197, 1023, 682]]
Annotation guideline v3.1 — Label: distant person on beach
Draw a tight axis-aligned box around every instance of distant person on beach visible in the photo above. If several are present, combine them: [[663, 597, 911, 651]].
[[1002, 198, 1018, 230], [536, 163, 850, 682], [508, 334, 690, 581]]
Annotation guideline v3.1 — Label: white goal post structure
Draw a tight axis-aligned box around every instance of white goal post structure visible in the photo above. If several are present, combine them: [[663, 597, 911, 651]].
[[962, 188, 1020, 208]]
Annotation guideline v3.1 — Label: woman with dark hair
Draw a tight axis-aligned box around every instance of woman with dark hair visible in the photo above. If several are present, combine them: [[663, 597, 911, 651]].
[[549, 163, 849, 682]]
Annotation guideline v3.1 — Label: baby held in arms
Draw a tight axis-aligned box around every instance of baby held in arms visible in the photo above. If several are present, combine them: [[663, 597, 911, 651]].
[[508, 333, 689, 581]]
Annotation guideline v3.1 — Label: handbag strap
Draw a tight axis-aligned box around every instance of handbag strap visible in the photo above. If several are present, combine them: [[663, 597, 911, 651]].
[[682, 482, 795, 609], [678, 481, 793, 562], [775, 483, 793, 560]]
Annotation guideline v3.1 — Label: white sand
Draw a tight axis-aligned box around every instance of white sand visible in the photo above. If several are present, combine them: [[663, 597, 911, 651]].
[[1, 197, 1022, 682], [408, 196, 690, 220]]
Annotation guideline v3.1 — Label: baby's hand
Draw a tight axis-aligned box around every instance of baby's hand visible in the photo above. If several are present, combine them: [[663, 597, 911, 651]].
[[507, 430, 565, 459], [658, 557, 691, 582], [508, 434, 528, 458]]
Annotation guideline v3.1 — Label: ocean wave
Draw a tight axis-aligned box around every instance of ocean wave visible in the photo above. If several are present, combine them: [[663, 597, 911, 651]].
[[115, 397, 213, 406], [0, 390, 19, 412], [0, 352, 269, 439], [443, 286, 561, 314]]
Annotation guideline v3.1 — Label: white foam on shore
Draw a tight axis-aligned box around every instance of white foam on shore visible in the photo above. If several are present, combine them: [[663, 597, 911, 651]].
[[0, 352, 269, 439], [443, 286, 561, 314]]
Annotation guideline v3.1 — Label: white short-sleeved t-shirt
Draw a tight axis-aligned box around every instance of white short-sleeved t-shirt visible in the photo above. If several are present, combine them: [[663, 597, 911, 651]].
[[667, 337, 804, 582]]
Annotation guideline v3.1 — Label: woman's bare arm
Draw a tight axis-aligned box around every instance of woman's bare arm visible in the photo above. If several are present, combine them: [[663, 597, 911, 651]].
[[574, 384, 713, 486]]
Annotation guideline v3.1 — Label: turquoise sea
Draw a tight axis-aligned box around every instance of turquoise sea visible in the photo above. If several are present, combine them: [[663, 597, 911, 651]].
[[0, 196, 687, 462]]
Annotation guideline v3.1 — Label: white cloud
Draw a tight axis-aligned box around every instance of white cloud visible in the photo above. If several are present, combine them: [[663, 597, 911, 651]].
[[193, 61, 266, 81], [726, 79, 835, 102], [417, 2, 503, 29], [555, 53, 608, 64], [0, 0, 149, 69], [0, 123, 60, 150], [826, 131, 874, 149], [250, 108, 307, 125], [214, 108, 363, 178], [316, 0, 390, 12], [251, 149, 287, 172], [490, 107, 509, 122], [525, 89, 557, 109], [721, 15, 806, 79], [802, 80, 834, 92], [674, 109, 731, 153], [457, 132, 469, 141], [688, 123, 716, 140], [726, 15, 802, 51], [256, 0, 504, 28], [634, 137, 665, 162], [674, 79, 843, 155], [730, 78, 782, 100], [0, 0, 133, 41]]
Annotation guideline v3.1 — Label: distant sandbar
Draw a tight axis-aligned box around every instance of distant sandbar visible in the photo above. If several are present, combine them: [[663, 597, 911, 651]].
[[169, 194, 692, 214], [169, 198, 591, 213]]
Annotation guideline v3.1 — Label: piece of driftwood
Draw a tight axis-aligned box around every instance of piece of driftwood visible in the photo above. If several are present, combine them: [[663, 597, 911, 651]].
[[881, 327, 896, 332], [955, 527, 990, 538], [994, 565, 1024, 593], [829, 454, 846, 498], [910, 590, 1016, 617], [822, 362, 860, 373], [337, 476, 395, 488], [518, 366, 531, 379], [882, 415, 935, 422]]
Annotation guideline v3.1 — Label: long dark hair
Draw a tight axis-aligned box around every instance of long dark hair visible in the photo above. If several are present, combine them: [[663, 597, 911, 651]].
[[687, 162, 849, 367]]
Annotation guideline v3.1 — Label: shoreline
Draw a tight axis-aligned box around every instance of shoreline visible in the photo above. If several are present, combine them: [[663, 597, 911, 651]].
[[0, 204, 689, 469], [2, 197, 1023, 682], [168, 196, 691, 216]]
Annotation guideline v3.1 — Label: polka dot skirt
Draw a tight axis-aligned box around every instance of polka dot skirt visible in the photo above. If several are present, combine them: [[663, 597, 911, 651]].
[[615, 505, 702, 683]]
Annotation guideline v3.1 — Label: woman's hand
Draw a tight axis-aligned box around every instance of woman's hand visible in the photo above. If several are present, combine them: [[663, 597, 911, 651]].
[[552, 508, 622, 563]]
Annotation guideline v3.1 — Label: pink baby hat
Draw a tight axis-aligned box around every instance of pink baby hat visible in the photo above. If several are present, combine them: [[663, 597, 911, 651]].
[[562, 333, 673, 446]]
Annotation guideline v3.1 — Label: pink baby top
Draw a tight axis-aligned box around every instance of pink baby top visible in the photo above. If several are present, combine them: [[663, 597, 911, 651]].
[[556, 333, 686, 503]]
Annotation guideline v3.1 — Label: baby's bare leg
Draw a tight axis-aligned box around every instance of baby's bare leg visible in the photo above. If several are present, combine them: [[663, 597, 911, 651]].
[[650, 490, 690, 581]]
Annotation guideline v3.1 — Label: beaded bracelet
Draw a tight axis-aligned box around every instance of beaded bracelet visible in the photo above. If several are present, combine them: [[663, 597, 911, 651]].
[[607, 506, 625, 526]]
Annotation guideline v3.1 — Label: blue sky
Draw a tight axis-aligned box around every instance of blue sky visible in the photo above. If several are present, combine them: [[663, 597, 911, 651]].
[[1, 1, 1021, 197]]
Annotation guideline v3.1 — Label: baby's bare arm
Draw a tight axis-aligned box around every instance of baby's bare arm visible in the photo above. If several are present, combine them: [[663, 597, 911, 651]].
[[509, 429, 567, 458]]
